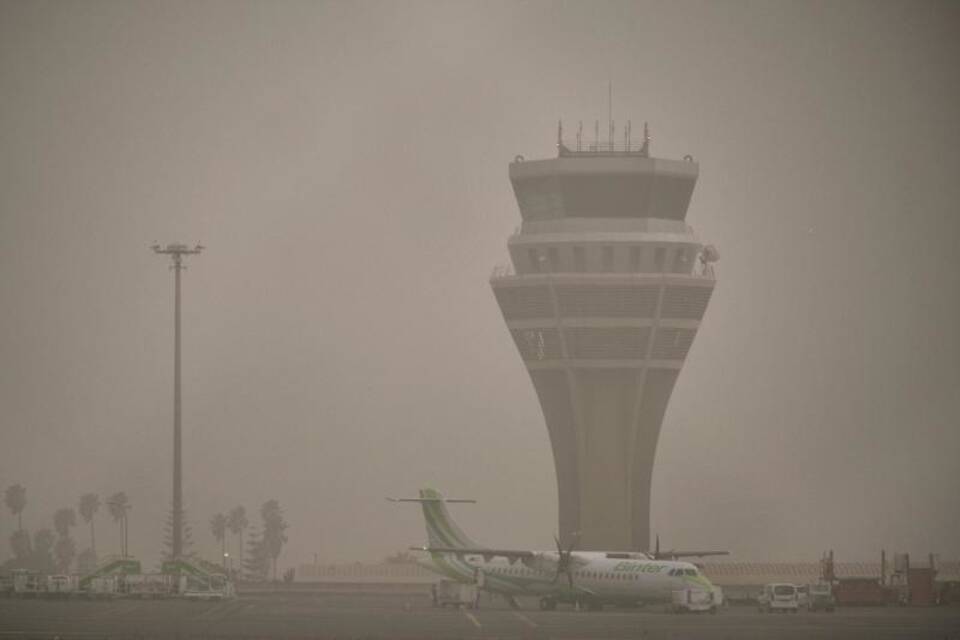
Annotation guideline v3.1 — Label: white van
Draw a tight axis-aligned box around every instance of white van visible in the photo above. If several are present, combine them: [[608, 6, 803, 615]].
[[758, 583, 799, 613]]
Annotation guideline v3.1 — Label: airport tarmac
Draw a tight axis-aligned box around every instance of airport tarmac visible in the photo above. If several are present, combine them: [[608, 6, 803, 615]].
[[0, 592, 958, 639]]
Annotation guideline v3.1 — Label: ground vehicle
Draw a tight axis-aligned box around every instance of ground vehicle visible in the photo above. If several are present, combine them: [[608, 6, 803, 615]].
[[758, 583, 799, 613], [806, 582, 836, 612], [431, 580, 479, 609], [670, 587, 721, 614], [45, 575, 78, 596], [12, 571, 44, 597], [796, 584, 808, 608]]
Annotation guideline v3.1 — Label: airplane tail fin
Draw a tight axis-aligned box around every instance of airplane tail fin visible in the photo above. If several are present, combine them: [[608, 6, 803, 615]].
[[417, 488, 481, 549]]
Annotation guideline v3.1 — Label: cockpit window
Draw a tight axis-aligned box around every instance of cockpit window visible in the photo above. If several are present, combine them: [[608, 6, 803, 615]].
[[684, 569, 697, 576]]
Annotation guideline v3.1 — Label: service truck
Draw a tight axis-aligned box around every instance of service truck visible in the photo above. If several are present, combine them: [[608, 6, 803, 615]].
[[758, 583, 800, 613], [431, 580, 479, 609], [670, 586, 721, 614], [806, 582, 836, 612]]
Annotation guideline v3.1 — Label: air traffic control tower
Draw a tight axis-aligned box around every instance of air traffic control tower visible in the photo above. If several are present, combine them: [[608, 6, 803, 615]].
[[490, 123, 717, 552]]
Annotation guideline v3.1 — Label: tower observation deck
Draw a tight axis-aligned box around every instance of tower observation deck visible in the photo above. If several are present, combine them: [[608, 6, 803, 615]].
[[490, 123, 717, 552]]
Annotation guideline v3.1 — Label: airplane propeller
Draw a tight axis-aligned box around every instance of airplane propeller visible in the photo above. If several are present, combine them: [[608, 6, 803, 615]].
[[551, 534, 578, 590]]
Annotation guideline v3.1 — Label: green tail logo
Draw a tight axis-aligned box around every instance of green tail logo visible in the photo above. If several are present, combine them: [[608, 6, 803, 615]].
[[419, 488, 480, 549]]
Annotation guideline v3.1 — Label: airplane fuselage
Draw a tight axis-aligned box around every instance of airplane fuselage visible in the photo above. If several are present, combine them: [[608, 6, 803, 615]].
[[420, 550, 713, 604]]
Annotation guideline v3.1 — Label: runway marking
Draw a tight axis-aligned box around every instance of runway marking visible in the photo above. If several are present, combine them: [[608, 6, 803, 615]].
[[0, 633, 108, 638], [195, 599, 249, 622], [512, 611, 538, 628], [98, 600, 144, 617], [463, 610, 482, 629]]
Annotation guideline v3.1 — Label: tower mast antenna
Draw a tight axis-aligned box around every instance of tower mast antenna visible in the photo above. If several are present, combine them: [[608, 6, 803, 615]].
[[608, 81, 613, 150], [151, 242, 204, 561]]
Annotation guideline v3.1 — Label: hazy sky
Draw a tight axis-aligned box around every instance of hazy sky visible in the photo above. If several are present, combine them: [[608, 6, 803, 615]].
[[1, 0, 958, 570]]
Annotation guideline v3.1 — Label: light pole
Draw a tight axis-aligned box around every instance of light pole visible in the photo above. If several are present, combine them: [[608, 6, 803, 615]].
[[151, 243, 204, 560]]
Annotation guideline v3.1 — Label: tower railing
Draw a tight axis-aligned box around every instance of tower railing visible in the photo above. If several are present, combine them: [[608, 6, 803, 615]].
[[559, 141, 649, 157], [490, 262, 715, 279]]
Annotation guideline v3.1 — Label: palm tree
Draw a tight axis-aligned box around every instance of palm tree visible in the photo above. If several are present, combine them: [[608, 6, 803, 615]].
[[52, 507, 78, 572], [9, 528, 31, 560], [33, 528, 56, 574], [53, 507, 76, 537], [54, 535, 77, 573], [4, 484, 26, 531], [106, 492, 130, 557], [226, 506, 248, 574], [78, 493, 100, 556], [260, 500, 288, 581], [210, 513, 227, 569]]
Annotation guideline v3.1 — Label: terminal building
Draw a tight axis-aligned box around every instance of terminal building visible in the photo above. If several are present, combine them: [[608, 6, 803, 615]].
[[490, 123, 717, 552]]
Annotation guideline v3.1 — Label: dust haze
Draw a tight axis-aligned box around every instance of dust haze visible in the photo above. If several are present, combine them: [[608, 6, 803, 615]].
[[1, 0, 958, 572]]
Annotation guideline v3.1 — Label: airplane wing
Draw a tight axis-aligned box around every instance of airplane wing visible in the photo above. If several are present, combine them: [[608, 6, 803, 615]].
[[387, 498, 477, 503], [409, 546, 534, 562], [653, 550, 730, 560]]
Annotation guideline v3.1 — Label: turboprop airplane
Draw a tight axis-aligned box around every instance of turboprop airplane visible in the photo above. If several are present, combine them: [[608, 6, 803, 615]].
[[390, 488, 728, 611]]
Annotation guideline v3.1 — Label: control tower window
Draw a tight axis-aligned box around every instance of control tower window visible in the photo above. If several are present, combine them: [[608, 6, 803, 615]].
[[672, 248, 687, 273], [654, 247, 666, 272], [528, 248, 541, 273], [548, 247, 559, 272], [630, 247, 642, 272], [573, 246, 586, 272], [602, 246, 614, 272]]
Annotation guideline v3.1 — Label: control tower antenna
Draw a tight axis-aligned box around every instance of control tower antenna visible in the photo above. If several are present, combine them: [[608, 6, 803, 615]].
[[608, 81, 612, 135], [151, 242, 204, 560]]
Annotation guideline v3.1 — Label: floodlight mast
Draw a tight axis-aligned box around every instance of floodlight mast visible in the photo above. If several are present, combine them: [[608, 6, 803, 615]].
[[151, 243, 204, 560]]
